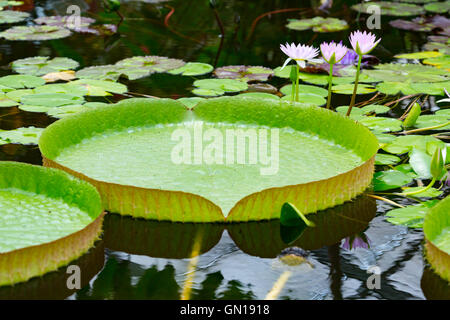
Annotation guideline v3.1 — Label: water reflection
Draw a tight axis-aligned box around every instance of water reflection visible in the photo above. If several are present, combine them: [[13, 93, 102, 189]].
[[421, 266, 450, 300]]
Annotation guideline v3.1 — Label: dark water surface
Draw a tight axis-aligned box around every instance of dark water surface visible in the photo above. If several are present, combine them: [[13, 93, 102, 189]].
[[0, 0, 449, 300]]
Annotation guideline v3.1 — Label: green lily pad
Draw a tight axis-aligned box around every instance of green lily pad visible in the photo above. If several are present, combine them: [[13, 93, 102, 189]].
[[365, 64, 448, 83], [168, 62, 214, 76], [116, 55, 185, 74], [280, 93, 326, 105], [177, 97, 206, 109], [18, 105, 52, 113], [280, 202, 314, 227], [400, 187, 443, 198], [358, 117, 403, 133], [214, 65, 273, 82], [395, 52, 443, 60], [0, 10, 29, 24], [336, 106, 364, 117], [286, 17, 348, 32], [424, 1, 450, 13], [374, 132, 397, 145], [39, 97, 378, 222], [383, 135, 446, 154], [375, 153, 401, 165], [46, 105, 87, 119], [192, 79, 248, 96], [386, 200, 439, 228], [394, 163, 419, 178], [414, 115, 450, 131], [332, 84, 376, 95], [352, 2, 425, 16], [11, 56, 79, 76], [33, 83, 86, 96], [424, 196, 450, 281], [361, 104, 390, 115], [0, 25, 71, 41], [0, 126, 43, 145], [0, 93, 18, 107], [75, 65, 125, 81], [0, 75, 45, 89], [20, 93, 85, 107], [373, 170, 413, 191], [69, 79, 127, 96], [376, 81, 450, 96], [0, 162, 103, 286], [280, 84, 328, 97], [0, 1, 24, 9], [6, 89, 34, 101], [409, 148, 432, 179], [423, 55, 450, 70], [300, 72, 354, 86]]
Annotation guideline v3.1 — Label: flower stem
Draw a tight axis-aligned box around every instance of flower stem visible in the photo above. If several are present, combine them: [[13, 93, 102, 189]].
[[326, 63, 334, 109], [347, 55, 362, 116], [398, 178, 436, 196], [295, 64, 300, 102]]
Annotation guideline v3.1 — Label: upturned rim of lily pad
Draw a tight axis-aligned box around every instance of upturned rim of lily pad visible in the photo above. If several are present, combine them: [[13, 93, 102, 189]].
[[39, 97, 378, 223], [0, 162, 104, 287]]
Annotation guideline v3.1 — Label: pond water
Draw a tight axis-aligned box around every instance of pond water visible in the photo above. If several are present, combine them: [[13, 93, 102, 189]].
[[0, 0, 449, 300]]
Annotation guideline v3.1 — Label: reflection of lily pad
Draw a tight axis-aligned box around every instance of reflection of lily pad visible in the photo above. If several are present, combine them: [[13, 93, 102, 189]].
[[286, 17, 348, 32], [11, 56, 79, 76], [214, 65, 273, 82], [352, 2, 425, 16], [0, 25, 71, 41], [192, 79, 248, 96], [0, 10, 29, 24], [168, 62, 213, 76], [0, 126, 43, 145]]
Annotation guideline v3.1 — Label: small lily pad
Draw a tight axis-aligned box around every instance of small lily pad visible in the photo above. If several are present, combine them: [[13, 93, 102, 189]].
[[395, 52, 443, 60], [11, 56, 79, 76], [46, 105, 87, 119], [0, 126, 43, 145], [373, 170, 413, 191], [192, 79, 248, 96], [365, 63, 448, 83], [168, 62, 214, 76], [352, 2, 425, 16], [286, 17, 348, 32], [400, 187, 443, 198], [386, 200, 439, 228], [383, 135, 446, 154], [423, 55, 450, 70], [375, 153, 401, 165], [299, 72, 354, 86], [0, 10, 29, 24], [0, 25, 71, 41], [414, 115, 450, 131], [280, 93, 326, 105], [214, 65, 274, 82], [424, 1, 450, 14], [358, 117, 403, 133], [20, 93, 85, 107], [116, 56, 186, 74], [361, 104, 390, 115], [69, 79, 128, 96], [0, 75, 45, 89], [0, 93, 18, 107], [280, 84, 328, 97], [332, 84, 376, 95]]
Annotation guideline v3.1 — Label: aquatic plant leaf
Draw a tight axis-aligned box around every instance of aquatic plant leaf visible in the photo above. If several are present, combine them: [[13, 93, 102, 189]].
[[401, 187, 443, 198], [33, 83, 87, 96], [193, 79, 248, 96], [383, 135, 446, 154], [280, 93, 326, 105], [286, 17, 348, 32], [394, 163, 418, 178], [0, 75, 45, 89], [168, 62, 214, 76], [414, 115, 450, 130], [20, 93, 85, 107], [395, 52, 443, 60], [403, 102, 421, 128], [424, 42, 450, 55], [424, 1, 450, 14], [280, 202, 314, 227], [409, 148, 432, 179], [375, 153, 401, 165], [18, 105, 52, 113], [75, 65, 124, 81], [69, 79, 128, 95], [214, 65, 273, 82], [352, 2, 425, 16], [42, 71, 76, 82], [336, 106, 364, 117], [424, 196, 450, 281], [0, 162, 103, 286], [11, 56, 79, 76], [0, 1, 24, 9], [5, 88, 33, 101], [0, 25, 71, 41], [46, 105, 87, 119], [237, 92, 279, 100], [358, 117, 403, 132], [177, 97, 205, 109], [372, 170, 413, 191], [39, 97, 378, 222], [0, 126, 43, 145], [280, 84, 327, 97], [332, 84, 376, 95], [386, 200, 439, 228], [365, 64, 448, 83], [423, 55, 450, 70], [373, 132, 397, 145], [0, 93, 18, 107], [390, 15, 450, 32], [360, 104, 390, 115], [116, 56, 185, 73], [299, 72, 354, 86], [0, 10, 29, 24]]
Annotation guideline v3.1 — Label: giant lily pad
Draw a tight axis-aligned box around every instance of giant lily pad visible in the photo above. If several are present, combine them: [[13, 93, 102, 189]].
[[424, 196, 450, 281], [0, 10, 29, 24], [0, 162, 104, 286], [11, 56, 79, 76], [0, 25, 71, 41], [351, 2, 425, 16], [39, 97, 379, 223], [286, 17, 348, 32]]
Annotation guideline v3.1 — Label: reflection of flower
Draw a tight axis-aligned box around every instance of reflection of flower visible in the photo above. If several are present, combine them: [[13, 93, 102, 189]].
[[349, 30, 381, 55], [342, 232, 371, 250], [280, 43, 320, 69], [320, 41, 348, 64]]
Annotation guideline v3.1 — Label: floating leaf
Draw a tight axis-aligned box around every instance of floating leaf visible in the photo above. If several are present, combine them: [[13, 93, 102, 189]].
[[0, 10, 29, 24], [352, 2, 425, 16], [423, 55, 450, 70], [20, 93, 84, 107], [394, 163, 418, 179], [177, 97, 205, 109], [0, 75, 45, 89], [18, 105, 52, 113], [332, 84, 376, 95], [424, 42, 450, 55], [192, 79, 248, 96], [11, 56, 79, 76], [395, 52, 443, 59], [0, 93, 18, 107], [365, 63, 448, 83], [424, 1, 450, 14], [383, 135, 446, 154], [214, 65, 273, 82], [386, 200, 439, 228], [400, 187, 443, 198], [390, 15, 450, 32], [168, 62, 213, 76], [375, 153, 401, 165], [409, 148, 432, 179], [299, 72, 354, 85], [0, 126, 43, 145], [360, 104, 390, 115], [75, 65, 124, 81], [116, 56, 185, 73], [280, 84, 327, 97], [414, 115, 450, 131], [280, 202, 315, 227], [280, 93, 326, 105], [42, 70, 76, 82], [69, 79, 128, 96], [286, 17, 348, 32], [373, 170, 413, 191], [46, 105, 87, 119], [358, 117, 403, 133], [0, 25, 71, 41]]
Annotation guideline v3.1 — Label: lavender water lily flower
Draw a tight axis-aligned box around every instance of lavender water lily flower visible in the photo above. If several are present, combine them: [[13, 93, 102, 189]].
[[347, 30, 381, 116], [280, 43, 320, 102], [320, 41, 348, 109]]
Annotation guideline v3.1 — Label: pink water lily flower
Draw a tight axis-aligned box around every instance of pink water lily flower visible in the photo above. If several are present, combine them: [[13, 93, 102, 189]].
[[280, 43, 320, 69], [320, 41, 348, 64], [349, 30, 381, 55]]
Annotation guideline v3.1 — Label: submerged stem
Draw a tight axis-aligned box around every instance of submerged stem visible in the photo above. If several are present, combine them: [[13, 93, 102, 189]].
[[347, 55, 362, 116], [326, 63, 334, 109]]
